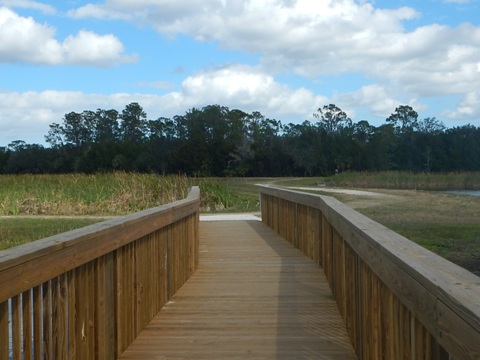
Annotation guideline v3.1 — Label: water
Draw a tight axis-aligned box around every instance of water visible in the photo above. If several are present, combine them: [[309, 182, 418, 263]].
[[445, 190, 480, 197]]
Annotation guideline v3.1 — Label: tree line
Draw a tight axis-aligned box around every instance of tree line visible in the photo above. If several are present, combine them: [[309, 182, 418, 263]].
[[1, 102, 479, 176]]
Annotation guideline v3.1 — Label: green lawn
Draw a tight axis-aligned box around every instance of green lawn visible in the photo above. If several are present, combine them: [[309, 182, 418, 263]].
[[0, 217, 105, 250]]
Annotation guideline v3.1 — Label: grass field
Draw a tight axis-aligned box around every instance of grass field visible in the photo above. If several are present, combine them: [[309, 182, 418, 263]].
[[1, 172, 479, 275]]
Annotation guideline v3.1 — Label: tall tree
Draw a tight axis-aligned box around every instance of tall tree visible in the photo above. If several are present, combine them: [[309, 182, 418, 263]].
[[284, 121, 324, 176], [350, 120, 375, 171], [415, 117, 445, 172], [369, 124, 396, 171], [314, 104, 352, 134], [385, 105, 420, 170], [45, 112, 94, 149], [63, 111, 94, 148], [386, 105, 418, 134], [120, 103, 147, 144], [94, 109, 120, 143]]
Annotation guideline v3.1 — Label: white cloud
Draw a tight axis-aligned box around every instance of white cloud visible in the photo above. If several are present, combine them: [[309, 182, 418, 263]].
[[0, 7, 62, 64], [63, 30, 137, 66], [67, 3, 131, 20], [0, 0, 56, 14], [0, 7, 136, 66], [67, 0, 480, 103], [333, 83, 427, 121], [444, 91, 480, 120], [177, 64, 328, 118]]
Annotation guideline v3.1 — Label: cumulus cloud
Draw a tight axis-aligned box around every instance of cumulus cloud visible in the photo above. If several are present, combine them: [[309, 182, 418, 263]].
[[444, 91, 480, 120], [63, 30, 137, 66], [333, 83, 427, 121], [67, 0, 480, 106], [177, 64, 328, 118], [0, 7, 136, 66]]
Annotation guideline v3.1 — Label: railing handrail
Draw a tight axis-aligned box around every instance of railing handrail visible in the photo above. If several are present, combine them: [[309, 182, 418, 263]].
[[259, 185, 480, 359], [0, 186, 200, 359], [0, 186, 200, 303]]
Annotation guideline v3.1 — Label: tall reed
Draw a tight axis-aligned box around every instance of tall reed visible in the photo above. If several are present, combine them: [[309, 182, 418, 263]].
[[0, 173, 242, 215]]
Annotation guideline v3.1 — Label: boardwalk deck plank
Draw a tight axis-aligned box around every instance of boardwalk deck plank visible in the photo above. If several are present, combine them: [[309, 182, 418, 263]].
[[118, 220, 357, 359]]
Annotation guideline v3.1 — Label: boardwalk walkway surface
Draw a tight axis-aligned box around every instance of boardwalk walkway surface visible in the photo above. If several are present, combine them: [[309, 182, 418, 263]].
[[118, 218, 357, 359]]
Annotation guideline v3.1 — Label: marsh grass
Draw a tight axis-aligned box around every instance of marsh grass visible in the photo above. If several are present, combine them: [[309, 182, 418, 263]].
[[0, 174, 261, 251], [0, 173, 257, 216], [0, 173, 187, 215]]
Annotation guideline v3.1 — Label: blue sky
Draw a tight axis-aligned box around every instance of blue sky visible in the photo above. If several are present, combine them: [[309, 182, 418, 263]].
[[1, 0, 480, 146]]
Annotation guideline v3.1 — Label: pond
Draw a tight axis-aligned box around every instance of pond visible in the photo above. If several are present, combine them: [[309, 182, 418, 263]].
[[445, 190, 480, 197]]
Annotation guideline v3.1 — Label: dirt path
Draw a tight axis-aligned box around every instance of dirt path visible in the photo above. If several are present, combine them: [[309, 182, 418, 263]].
[[287, 186, 397, 197]]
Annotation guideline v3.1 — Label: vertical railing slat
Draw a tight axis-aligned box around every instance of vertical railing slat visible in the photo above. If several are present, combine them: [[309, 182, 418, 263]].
[[33, 285, 43, 359], [22, 289, 32, 358], [0, 300, 8, 359], [67, 269, 76, 360], [12, 294, 21, 360], [95, 254, 115, 360], [115, 248, 125, 356], [43, 281, 52, 360]]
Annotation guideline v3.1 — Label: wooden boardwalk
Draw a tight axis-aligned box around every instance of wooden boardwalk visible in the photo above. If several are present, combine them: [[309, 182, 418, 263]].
[[118, 220, 357, 359]]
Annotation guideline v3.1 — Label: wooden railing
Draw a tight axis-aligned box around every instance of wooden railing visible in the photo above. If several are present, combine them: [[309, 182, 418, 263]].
[[259, 185, 480, 360], [0, 186, 200, 360]]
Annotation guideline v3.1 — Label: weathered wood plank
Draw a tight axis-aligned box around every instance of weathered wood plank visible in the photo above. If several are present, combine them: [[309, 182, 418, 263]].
[[0, 300, 8, 359], [33, 285, 43, 359], [12, 294, 21, 359], [22, 289, 33, 358], [119, 220, 357, 359], [52, 275, 67, 357], [43, 281, 52, 359], [95, 253, 115, 359]]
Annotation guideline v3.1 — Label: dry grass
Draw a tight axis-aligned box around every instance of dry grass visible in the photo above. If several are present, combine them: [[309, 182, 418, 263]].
[[0, 173, 259, 216]]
